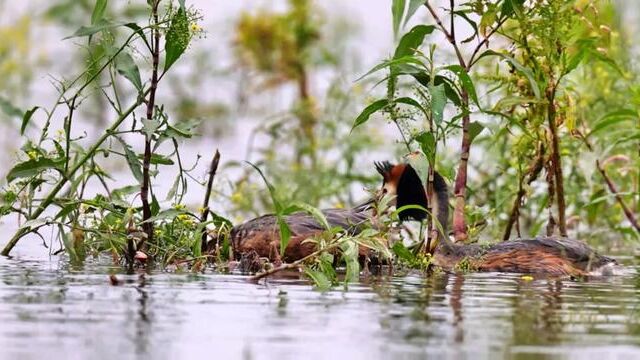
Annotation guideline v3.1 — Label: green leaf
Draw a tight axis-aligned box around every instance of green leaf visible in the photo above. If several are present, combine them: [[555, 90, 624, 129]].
[[340, 240, 360, 284], [115, 51, 142, 91], [413, 73, 461, 106], [305, 268, 332, 291], [468, 121, 485, 142], [396, 97, 428, 117], [116, 137, 143, 183], [588, 109, 638, 137], [429, 83, 446, 125], [165, 175, 181, 201], [21, 107, 40, 135], [6, 157, 64, 183], [443, 64, 479, 106], [565, 48, 587, 74], [477, 50, 541, 99], [391, 0, 406, 38], [500, 0, 525, 19], [246, 161, 293, 256], [246, 162, 281, 213], [141, 208, 186, 223], [454, 11, 478, 43], [394, 25, 436, 59], [404, 0, 424, 28], [91, 0, 108, 24], [352, 99, 389, 131], [415, 131, 436, 165], [356, 56, 426, 82], [288, 202, 331, 231], [392, 241, 415, 262], [124, 23, 151, 50], [493, 96, 544, 109], [145, 153, 175, 165], [479, 6, 498, 36], [64, 19, 124, 39], [164, 6, 190, 72], [150, 194, 160, 217], [277, 217, 292, 256], [54, 203, 78, 221]]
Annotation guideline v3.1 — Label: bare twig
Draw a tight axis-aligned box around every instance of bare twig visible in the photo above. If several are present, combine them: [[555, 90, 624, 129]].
[[503, 143, 545, 240], [596, 160, 640, 233], [546, 83, 567, 236], [424, 1, 466, 68], [200, 150, 221, 253]]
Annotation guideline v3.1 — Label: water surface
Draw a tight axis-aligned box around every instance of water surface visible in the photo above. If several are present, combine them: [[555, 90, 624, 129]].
[[1, 254, 639, 360]]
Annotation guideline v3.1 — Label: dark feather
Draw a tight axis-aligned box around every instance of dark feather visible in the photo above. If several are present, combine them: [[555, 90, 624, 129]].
[[397, 164, 429, 221]]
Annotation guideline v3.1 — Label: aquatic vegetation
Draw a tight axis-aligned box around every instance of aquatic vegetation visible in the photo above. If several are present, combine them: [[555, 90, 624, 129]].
[[0, 0, 638, 291]]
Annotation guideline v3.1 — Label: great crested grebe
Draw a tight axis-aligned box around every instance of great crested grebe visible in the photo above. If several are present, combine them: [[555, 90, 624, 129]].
[[376, 161, 617, 276], [230, 200, 373, 264]]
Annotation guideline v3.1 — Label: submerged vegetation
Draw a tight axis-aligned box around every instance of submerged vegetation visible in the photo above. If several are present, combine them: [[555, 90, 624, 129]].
[[0, 0, 638, 288]]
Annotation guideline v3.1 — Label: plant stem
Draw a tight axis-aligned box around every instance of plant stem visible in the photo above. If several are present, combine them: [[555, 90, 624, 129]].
[[200, 150, 221, 253], [139, 0, 161, 254], [503, 143, 544, 240], [546, 84, 567, 236], [596, 160, 640, 233], [1, 97, 146, 256]]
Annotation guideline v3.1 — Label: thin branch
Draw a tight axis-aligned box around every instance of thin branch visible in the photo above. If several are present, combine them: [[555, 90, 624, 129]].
[[596, 160, 640, 233], [424, 1, 466, 69], [467, 17, 509, 70], [200, 150, 221, 253]]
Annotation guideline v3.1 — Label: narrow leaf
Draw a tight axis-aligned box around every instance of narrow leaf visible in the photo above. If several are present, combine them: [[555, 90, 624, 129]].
[[477, 50, 541, 99], [21, 106, 40, 135], [6, 158, 64, 183], [443, 64, 479, 106], [305, 268, 332, 291], [91, 0, 108, 24], [468, 121, 485, 142], [403, 0, 425, 28], [115, 51, 142, 91], [116, 137, 143, 183], [164, 6, 190, 72], [391, 0, 406, 38], [352, 99, 389, 130], [289, 202, 330, 231], [394, 25, 436, 59], [429, 83, 447, 125], [64, 19, 124, 39]]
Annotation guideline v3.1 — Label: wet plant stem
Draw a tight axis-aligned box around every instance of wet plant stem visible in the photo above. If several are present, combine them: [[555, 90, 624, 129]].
[[139, 0, 161, 256], [200, 150, 221, 253]]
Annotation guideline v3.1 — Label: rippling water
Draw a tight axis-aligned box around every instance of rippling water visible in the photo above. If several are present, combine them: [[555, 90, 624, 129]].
[[1, 254, 640, 360]]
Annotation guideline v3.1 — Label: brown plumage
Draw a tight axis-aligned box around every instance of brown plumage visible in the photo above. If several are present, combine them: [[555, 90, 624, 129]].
[[230, 203, 373, 264], [378, 162, 617, 277]]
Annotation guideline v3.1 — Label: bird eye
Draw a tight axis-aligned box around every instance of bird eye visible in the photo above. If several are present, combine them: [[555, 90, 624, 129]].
[[382, 188, 388, 194]]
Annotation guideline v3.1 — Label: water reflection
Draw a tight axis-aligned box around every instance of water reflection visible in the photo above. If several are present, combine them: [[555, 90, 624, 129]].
[[0, 256, 640, 359]]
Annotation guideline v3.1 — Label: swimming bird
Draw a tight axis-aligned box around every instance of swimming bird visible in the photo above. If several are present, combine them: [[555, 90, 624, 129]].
[[230, 200, 374, 265], [376, 161, 617, 276]]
